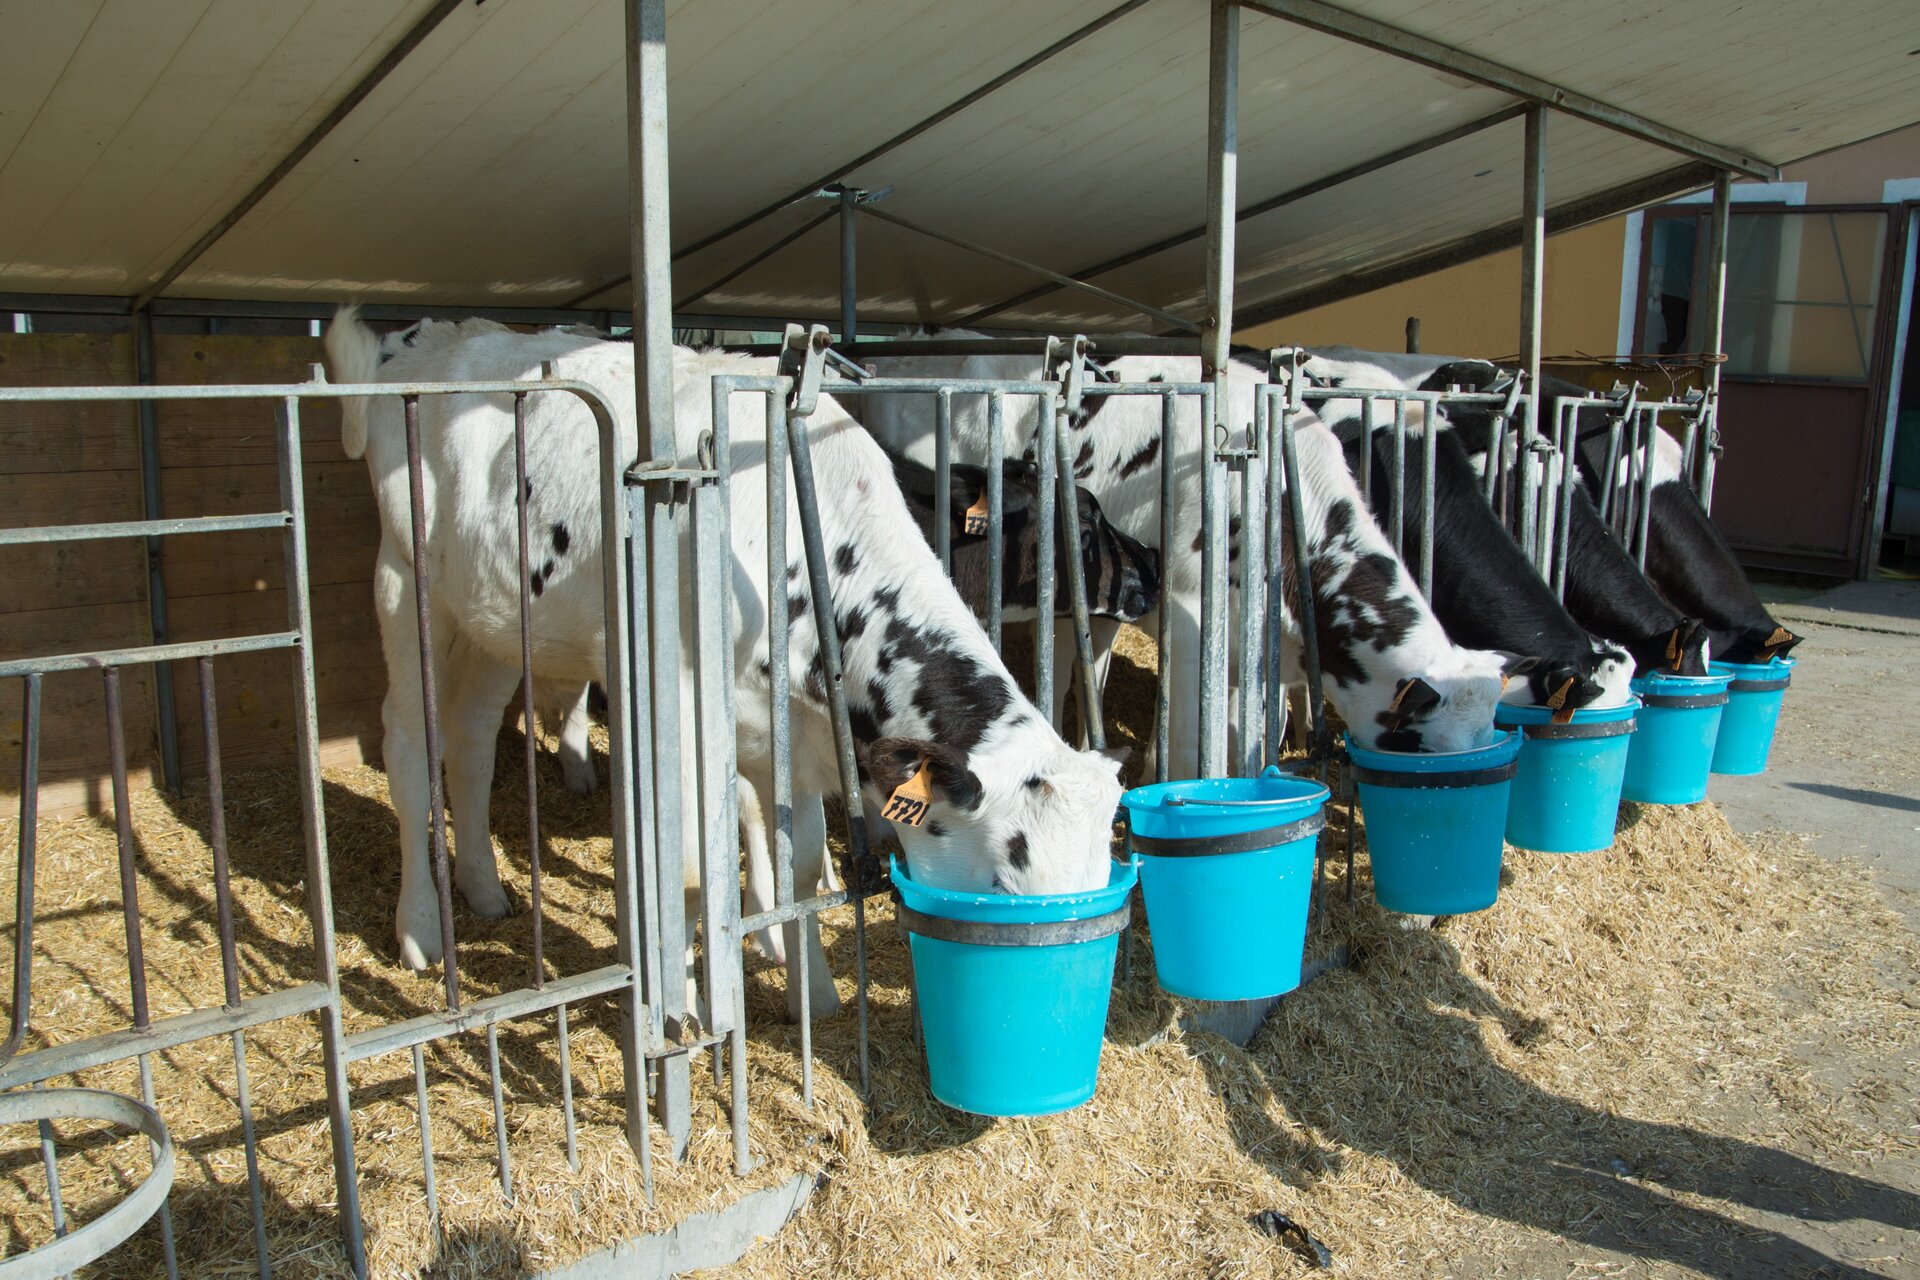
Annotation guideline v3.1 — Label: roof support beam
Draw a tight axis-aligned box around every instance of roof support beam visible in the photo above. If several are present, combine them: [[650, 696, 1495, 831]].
[[1232, 161, 1720, 328], [1237, 0, 1777, 182], [564, 0, 1156, 308], [954, 104, 1526, 327], [131, 0, 467, 311], [855, 203, 1201, 333]]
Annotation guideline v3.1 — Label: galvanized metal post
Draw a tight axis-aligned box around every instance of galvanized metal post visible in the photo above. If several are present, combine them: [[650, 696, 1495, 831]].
[[1198, 0, 1239, 780], [1698, 171, 1732, 508], [1517, 105, 1547, 565], [133, 309, 181, 793], [623, 0, 679, 1163], [1405, 316, 1420, 354], [839, 186, 858, 345]]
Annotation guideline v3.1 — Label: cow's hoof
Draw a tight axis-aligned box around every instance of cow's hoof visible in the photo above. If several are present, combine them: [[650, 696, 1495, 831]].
[[461, 880, 514, 920], [397, 927, 441, 971], [560, 759, 598, 795]]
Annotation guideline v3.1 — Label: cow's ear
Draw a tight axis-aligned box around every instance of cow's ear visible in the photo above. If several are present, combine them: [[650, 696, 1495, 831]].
[[1497, 651, 1543, 677], [1386, 677, 1442, 724], [1098, 745, 1131, 774], [863, 737, 982, 812]]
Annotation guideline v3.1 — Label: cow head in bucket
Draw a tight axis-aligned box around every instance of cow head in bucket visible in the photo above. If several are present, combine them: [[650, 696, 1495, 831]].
[[863, 736, 1125, 896], [1357, 647, 1513, 754]]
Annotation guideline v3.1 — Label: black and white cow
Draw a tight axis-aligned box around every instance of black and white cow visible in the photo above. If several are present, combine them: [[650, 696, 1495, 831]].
[[861, 340, 1524, 768], [887, 453, 1161, 626], [1282, 348, 1701, 682], [327, 311, 1125, 1003]]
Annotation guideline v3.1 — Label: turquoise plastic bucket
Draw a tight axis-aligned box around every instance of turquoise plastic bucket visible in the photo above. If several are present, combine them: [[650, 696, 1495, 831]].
[[1621, 671, 1731, 804], [892, 855, 1136, 1117], [1122, 766, 1329, 1001], [1346, 730, 1520, 915], [1709, 657, 1794, 776], [1495, 697, 1639, 854]]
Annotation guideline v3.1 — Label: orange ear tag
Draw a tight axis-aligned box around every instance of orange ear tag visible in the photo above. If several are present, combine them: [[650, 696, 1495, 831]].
[[1546, 676, 1577, 724], [963, 491, 991, 536], [882, 758, 934, 827], [1666, 629, 1681, 669]]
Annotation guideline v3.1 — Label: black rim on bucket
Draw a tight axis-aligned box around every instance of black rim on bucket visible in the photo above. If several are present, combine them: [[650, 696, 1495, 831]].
[[1509, 717, 1637, 740], [1348, 760, 1519, 789], [1727, 676, 1790, 693], [897, 901, 1132, 948], [1127, 811, 1325, 858], [1639, 691, 1730, 709]]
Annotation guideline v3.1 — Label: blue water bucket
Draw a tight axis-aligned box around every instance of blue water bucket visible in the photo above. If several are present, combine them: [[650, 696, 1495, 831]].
[[1346, 730, 1521, 915], [1121, 766, 1329, 1001], [1621, 671, 1732, 804], [1495, 697, 1639, 854], [892, 855, 1137, 1117], [1709, 657, 1794, 776]]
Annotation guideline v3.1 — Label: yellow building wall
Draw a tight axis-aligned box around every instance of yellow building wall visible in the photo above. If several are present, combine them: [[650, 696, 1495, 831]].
[[1236, 220, 1627, 361]]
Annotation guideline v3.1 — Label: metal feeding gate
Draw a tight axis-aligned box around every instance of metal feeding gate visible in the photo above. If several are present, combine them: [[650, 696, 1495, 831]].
[[0, 373, 645, 1280]]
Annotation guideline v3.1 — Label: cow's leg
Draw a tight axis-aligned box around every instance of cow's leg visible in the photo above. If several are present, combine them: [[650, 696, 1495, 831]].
[[784, 791, 839, 1022], [442, 636, 519, 920], [1051, 615, 1124, 747], [548, 683, 598, 795], [737, 771, 785, 965], [374, 541, 446, 971]]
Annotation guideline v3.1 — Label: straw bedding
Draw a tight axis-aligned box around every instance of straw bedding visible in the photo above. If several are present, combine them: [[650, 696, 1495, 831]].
[[1, 624, 1914, 1277]]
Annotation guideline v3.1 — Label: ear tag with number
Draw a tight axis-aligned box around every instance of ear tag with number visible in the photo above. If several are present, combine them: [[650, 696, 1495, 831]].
[[882, 758, 934, 827], [1546, 676, 1577, 724], [963, 491, 991, 536]]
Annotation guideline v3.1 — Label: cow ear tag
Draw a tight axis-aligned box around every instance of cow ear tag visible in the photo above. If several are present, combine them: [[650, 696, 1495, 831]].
[[963, 491, 991, 536], [1545, 676, 1577, 725], [882, 756, 934, 827], [1667, 628, 1684, 672]]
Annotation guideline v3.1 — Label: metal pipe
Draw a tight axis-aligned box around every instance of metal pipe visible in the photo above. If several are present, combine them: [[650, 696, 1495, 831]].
[[934, 390, 954, 572], [1237, 0, 1775, 180], [3, 675, 40, 1067], [134, 309, 181, 794], [1419, 406, 1437, 598], [1634, 413, 1657, 571], [1405, 316, 1421, 354], [1264, 387, 1286, 768], [513, 394, 546, 993], [986, 392, 1006, 651], [765, 393, 808, 1110], [1238, 393, 1267, 776], [1053, 401, 1105, 750], [1517, 105, 1547, 565], [1279, 401, 1328, 764], [273, 397, 366, 1275], [1155, 393, 1176, 782], [1390, 400, 1407, 555], [1035, 392, 1057, 725], [1197, 0, 1239, 781], [856, 203, 1200, 333], [839, 187, 858, 345], [1699, 172, 1732, 502]]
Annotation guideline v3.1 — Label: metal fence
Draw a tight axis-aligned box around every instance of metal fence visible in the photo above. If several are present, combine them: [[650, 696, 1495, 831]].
[[0, 373, 645, 1280]]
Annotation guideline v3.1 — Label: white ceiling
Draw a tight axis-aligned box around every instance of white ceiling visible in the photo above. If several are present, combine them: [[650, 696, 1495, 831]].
[[2, 0, 1915, 328]]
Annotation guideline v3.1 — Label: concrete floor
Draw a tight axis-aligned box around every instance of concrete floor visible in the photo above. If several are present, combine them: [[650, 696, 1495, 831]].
[[1710, 579, 1920, 932]]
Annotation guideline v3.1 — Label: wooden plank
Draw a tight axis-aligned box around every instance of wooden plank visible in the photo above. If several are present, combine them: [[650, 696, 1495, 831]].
[[157, 458, 379, 597], [0, 659, 159, 789], [152, 335, 345, 468], [0, 334, 138, 476], [0, 538, 148, 614]]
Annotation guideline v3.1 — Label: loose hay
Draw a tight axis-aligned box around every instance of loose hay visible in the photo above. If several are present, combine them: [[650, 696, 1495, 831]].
[[3, 625, 1917, 1277]]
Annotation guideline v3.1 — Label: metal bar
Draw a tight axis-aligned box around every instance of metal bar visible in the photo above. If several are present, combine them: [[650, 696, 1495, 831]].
[[36, 1083, 68, 1256], [934, 390, 954, 572], [509, 393, 547, 995], [1699, 172, 1732, 501], [3, 675, 40, 1068], [1155, 393, 1175, 782], [412, 1044, 440, 1241], [566, 0, 1155, 306], [1235, 161, 1721, 328], [1238, 392, 1267, 776], [1198, 0, 1239, 781], [230, 1030, 271, 1280], [487, 1023, 513, 1201], [272, 397, 365, 1276], [1237, 0, 1775, 180], [1035, 389, 1057, 725], [1554, 405, 1577, 600], [1517, 106, 1547, 567], [1279, 397, 1329, 764], [1390, 400, 1407, 555], [783, 378, 874, 1099], [1419, 408, 1436, 598], [694, 406, 743, 1055], [136, 1051, 179, 1279], [1406, 316, 1421, 353], [1053, 402, 1105, 751], [103, 669, 151, 1032], [132, 0, 467, 309], [0, 632, 299, 680], [198, 660, 243, 1012], [856, 203, 1201, 333], [133, 309, 181, 794], [556, 1004, 580, 1172], [0, 512, 288, 547], [987, 392, 1006, 651], [839, 187, 859, 344], [622, 485, 664, 1053], [674, 207, 837, 312], [765, 393, 809, 1109], [1634, 413, 1657, 571], [342, 965, 637, 1063], [0, 377, 614, 403], [955, 106, 1524, 328], [1264, 386, 1286, 769], [402, 396, 461, 1009]]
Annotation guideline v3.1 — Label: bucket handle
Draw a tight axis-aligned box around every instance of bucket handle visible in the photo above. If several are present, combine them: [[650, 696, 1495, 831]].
[[1513, 717, 1636, 740], [1128, 811, 1324, 858], [1639, 691, 1730, 709], [1726, 676, 1789, 693], [897, 901, 1131, 948]]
